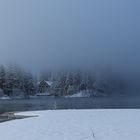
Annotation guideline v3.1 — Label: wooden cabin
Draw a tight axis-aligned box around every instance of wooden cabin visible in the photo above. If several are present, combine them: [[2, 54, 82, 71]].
[[38, 80, 53, 93]]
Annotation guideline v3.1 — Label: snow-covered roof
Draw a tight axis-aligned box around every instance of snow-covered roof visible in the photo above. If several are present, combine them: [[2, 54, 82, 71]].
[[45, 81, 53, 86], [38, 80, 53, 86]]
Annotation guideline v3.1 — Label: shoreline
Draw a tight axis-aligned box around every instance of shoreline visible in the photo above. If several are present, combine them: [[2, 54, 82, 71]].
[[0, 112, 37, 123]]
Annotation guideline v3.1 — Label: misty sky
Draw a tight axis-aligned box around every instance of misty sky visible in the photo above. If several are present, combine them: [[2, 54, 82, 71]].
[[0, 0, 140, 75]]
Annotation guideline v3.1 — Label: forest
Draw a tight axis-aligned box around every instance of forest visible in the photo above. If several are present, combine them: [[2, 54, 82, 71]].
[[0, 64, 126, 98]]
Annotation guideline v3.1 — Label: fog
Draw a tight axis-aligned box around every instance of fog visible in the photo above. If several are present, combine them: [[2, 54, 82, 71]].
[[0, 0, 140, 91]]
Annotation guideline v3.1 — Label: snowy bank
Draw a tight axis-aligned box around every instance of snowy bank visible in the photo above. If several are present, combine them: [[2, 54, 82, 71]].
[[0, 109, 140, 140], [65, 91, 90, 97]]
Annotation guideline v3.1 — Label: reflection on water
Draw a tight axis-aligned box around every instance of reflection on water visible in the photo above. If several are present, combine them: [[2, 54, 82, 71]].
[[0, 96, 140, 113]]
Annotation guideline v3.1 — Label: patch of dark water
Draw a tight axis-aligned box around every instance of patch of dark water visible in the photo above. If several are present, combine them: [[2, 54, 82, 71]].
[[0, 112, 38, 123]]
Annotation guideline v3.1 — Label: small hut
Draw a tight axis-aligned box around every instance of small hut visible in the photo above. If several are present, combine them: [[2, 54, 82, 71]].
[[38, 80, 53, 93]]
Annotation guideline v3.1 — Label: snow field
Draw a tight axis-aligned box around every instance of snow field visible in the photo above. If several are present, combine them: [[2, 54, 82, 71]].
[[0, 109, 140, 140]]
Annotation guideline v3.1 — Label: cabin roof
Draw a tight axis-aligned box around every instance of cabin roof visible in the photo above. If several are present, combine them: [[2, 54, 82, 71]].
[[38, 80, 53, 86]]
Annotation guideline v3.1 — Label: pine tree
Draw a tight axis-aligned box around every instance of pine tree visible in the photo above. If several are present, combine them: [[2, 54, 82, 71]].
[[4, 64, 15, 96], [0, 65, 6, 90], [23, 71, 35, 97]]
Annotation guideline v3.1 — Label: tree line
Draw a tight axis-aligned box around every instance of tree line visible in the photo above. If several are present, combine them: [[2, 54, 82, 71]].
[[40, 70, 126, 97], [0, 64, 126, 97], [0, 64, 36, 97]]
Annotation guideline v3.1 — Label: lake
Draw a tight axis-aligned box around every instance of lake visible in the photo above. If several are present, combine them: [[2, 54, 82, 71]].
[[0, 95, 140, 113]]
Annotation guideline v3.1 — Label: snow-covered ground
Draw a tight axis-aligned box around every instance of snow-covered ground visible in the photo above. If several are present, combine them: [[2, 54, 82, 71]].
[[65, 91, 90, 97], [0, 109, 140, 140]]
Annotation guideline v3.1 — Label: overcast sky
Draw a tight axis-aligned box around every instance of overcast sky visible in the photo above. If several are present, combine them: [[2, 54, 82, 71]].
[[0, 0, 140, 76]]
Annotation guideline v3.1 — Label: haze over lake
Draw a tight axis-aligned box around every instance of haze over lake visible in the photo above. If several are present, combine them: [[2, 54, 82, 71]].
[[0, 0, 140, 91]]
